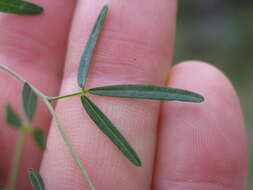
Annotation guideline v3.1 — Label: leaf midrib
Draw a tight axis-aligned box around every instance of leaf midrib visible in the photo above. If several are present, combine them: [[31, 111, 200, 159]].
[[84, 97, 138, 164]]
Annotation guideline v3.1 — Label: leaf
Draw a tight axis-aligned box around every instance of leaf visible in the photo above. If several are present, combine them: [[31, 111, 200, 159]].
[[5, 104, 22, 128], [80, 96, 141, 166], [28, 168, 45, 190], [0, 185, 4, 190], [22, 83, 37, 122], [32, 129, 45, 151], [0, 0, 43, 15], [89, 84, 205, 103], [77, 5, 108, 88]]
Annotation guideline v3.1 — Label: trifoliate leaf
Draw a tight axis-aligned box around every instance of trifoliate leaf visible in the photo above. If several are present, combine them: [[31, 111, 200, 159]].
[[22, 83, 37, 122], [0, 0, 43, 15], [77, 5, 108, 88], [89, 84, 204, 102], [81, 96, 141, 166], [28, 168, 45, 190]]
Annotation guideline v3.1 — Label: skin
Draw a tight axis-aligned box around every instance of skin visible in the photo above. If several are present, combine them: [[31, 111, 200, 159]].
[[0, 0, 248, 189]]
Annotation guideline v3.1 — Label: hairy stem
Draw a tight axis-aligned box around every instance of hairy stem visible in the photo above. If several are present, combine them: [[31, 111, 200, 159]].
[[8, 130, 26, 190], [0, 64, 95, 190]]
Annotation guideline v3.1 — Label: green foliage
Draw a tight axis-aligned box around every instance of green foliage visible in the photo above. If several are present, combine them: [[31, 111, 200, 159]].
[[28, 168, 45, 190], [89, 84, 204, 102], [77, 5, 108, 88], [5, 104, 22, 128], [81, 96, 141, 166], [0, 0, 43, 15], [67, 3, 205, 168], [0, 3, 206, 190], [22, 83, 38, 122]]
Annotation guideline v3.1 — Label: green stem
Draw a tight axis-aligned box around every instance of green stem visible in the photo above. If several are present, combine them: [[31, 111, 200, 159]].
[[48, 91, 83, 102], [0, 65, 47, 98], [8, 130, 26, 190], [43, 100, 95, 190], [0, 64, 95, 190]]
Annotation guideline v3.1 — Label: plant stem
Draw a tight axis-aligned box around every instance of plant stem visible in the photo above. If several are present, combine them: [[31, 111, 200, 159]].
[[0, 65, 46, 99], [48, 91, 83, 102], [43, 100, 95, 190], [8, 130, 26, 190], [0, 64, 95, 190]]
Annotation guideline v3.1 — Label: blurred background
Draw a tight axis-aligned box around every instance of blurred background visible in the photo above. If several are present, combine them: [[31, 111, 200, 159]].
[[174, 1, 253, 189]]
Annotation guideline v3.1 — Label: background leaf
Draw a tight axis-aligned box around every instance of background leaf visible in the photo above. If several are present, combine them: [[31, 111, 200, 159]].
[[0, 0, 43, 15], [22, 83, 37, 122], [0, 185, 4, 190], [81, 96, 141, 166], [89, 84, 205, 102], [32, 129, 45, 151], [5, 104, 22, 128], [28, 168, 45, 190], [77, 5, 108, 88]]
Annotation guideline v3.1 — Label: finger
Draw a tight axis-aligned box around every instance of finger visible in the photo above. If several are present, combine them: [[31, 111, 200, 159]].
[[0, 0, 76, 188], [40, 0, 177, 189], [153, 61, 247, 190]]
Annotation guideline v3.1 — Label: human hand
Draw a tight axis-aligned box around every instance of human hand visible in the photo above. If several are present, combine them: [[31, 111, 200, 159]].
[[0, 0, 247, 189]]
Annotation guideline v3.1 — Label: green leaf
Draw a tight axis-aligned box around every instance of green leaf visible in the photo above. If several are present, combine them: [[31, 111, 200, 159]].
[[0, 0, 43, 15], [81, 96, 141, 166], [77, 5, 108, 88], [0, 185, 4, 190], [32, 129, 45, 151], [89, 84, 205, 103], [28, 168, 45, 190], [5, 104, 22, 128], [22, 83, 37, 122]]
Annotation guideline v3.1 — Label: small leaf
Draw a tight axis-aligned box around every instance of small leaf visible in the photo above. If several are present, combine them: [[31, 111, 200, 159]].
[[5, 104, 22, 128], [22, 83, 37, 122], [77, 5, 108, 88], [81, 96, 141, 166], [0, 185, 4, 190], [32, 129, 45, 151], [89, 84, 205, 102], [28, 168, 45, 190], [0, 0, 43, 15]]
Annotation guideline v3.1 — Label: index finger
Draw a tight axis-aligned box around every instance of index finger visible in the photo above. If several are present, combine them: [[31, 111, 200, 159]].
[[40, 0, 177, 189]]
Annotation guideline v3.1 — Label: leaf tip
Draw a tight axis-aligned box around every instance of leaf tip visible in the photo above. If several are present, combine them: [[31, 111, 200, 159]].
[[133, 158, 142, 167], [28, 168, 45, 190], [28, 168, 34, 174], [36, 6, 44, 14], [199, 95, 205, 102], [30, 4, 44, 15], [196, 94, 205, 103], [102, 4, 109, 12]]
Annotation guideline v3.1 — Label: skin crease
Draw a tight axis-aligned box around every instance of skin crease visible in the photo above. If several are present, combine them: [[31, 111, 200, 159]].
[[0, 1, 247, 190]]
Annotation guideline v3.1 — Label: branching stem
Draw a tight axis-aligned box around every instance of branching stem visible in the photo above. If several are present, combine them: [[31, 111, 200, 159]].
[[0, 64, 95, 190]]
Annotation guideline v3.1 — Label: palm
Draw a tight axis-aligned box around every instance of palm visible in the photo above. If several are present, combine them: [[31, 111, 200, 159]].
[[0, 1, 247, 190]]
